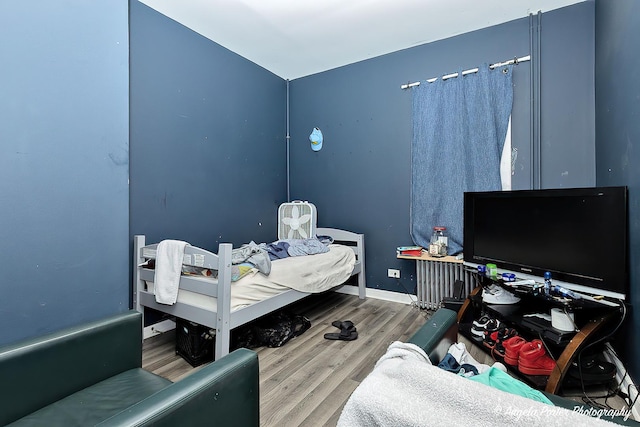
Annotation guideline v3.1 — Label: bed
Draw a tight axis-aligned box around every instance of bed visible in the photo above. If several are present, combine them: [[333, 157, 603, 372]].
[[133, 228, 366, 360]]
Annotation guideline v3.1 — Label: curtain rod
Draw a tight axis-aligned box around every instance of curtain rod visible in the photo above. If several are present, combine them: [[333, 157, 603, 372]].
[[400, 55, 531, 90]]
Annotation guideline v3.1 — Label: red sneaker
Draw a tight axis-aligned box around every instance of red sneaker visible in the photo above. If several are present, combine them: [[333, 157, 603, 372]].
[[483, 327, 517, 351], [518, 339, 556, 376], [491, 328, 518, 361], [502, 336, 526, 366]]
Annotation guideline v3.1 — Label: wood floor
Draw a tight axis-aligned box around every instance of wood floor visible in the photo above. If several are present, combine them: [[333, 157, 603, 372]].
[[142, 292, 432, 427], [142, 293, 634, 425]]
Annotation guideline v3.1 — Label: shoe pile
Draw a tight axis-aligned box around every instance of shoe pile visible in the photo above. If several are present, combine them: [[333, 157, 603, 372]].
[[470, 314, 557, 376]]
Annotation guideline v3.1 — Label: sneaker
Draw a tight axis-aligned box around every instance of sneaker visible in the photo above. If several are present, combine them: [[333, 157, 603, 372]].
[[447, 342, 490, 374], [482, 329, 501, 349], [471, 314, 492, 330], [471, 317, 502, 341], [486, 328, 519, 362], [491, 361, 508, 372], [503, 336, 527, 366], [482, 287, 521, 305], [518, 339, 557, 376], [483, 327, 517, 350]]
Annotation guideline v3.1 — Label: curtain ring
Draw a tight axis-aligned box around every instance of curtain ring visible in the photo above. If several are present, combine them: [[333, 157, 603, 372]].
[[502, 67, 509, 74]]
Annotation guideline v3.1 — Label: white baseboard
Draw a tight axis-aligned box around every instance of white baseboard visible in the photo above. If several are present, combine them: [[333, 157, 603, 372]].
[[143, 319, 176, 340], [336, 285, 417, 306]]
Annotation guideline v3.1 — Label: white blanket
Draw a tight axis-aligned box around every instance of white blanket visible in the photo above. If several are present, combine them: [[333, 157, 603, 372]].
[[337, 341, 617, 427], [233, 244, 355, 294], [149, 244, 356, 311], [154, 239, 189, 305]]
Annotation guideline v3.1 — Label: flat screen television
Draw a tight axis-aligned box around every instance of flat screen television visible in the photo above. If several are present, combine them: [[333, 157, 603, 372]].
[[463, 186, 628, 300]]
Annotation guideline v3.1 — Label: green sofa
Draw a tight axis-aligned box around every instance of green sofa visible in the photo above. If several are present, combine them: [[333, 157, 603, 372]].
[[0, 311, 260, 426], [408, 308, 637, 426]]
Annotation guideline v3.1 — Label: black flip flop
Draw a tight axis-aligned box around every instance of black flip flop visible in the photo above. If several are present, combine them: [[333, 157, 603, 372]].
[[331, 320, 355, 332], [324, 320, 358, 341]]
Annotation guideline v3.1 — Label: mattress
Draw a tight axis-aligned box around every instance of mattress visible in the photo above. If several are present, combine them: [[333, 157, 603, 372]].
[[147, 244, 356, 312]]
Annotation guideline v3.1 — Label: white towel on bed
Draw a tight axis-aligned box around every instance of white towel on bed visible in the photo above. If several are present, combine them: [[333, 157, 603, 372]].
[[155, 239, 189, 305]]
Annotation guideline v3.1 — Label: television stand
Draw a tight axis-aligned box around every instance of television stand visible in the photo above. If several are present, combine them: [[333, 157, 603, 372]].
[[457, 285, 620, 395]]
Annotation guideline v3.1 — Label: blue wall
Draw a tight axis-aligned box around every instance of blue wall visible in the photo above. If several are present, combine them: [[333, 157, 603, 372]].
[[0, 0, 130, 345], [5, 0, 631, 378], [129, 2, 287, 251], [595, 0, 640, 381], [539, 3, 596, 188], [288, 3, 595, 294]]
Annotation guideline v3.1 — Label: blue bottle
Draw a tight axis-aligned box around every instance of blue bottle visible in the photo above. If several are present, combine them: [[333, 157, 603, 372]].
[[553, 285, 582, 300], [477, 265, 488, 287], [544, 272, 552, 295]]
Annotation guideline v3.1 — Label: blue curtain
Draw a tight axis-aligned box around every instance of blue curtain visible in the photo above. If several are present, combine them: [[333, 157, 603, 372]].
[[411, 64, 513, 254]]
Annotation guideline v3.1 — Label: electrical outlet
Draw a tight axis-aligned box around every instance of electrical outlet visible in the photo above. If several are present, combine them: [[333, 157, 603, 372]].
[[387, 268, 400, 279]]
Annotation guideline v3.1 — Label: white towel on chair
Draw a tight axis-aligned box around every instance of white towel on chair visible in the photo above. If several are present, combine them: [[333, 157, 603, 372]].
[[155, 239, 189, 305]]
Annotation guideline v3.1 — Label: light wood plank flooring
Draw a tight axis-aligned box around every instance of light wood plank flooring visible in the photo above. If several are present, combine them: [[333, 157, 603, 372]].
[[142, 293, 634, 425], [142, 292, 432, 427]]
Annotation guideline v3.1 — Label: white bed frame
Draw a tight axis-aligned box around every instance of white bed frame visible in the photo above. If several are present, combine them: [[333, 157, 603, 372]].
[[133, 228, 365, 360]]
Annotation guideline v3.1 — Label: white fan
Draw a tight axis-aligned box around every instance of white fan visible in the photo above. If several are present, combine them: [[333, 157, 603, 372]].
[[278, 201, 317, 240]]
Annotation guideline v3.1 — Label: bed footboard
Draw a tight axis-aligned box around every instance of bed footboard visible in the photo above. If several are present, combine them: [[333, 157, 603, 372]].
[[316, 227, 366, 299], [133, 235, 235, 359]]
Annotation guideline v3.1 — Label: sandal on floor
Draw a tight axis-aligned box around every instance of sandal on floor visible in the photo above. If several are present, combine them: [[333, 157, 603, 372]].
[[324, 330, 358, 341], [325, 320, 358, 341], [331, 320, 355, 332]]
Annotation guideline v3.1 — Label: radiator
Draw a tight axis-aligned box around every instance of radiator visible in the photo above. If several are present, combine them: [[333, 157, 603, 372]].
[[415, 259, 476, 309]]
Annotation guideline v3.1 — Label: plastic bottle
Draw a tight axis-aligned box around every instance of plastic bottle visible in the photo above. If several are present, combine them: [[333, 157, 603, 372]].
[[552, 284, 582, 300], [544, 271, 552, 295], [477, 265, 488, 287], [486, 263, 498, 279]]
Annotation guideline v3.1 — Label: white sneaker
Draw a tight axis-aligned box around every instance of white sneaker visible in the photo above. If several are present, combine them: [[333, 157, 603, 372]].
[[447, 342, 490, 374], [482, 287, 521, 305], [491, 361, 508, 372]]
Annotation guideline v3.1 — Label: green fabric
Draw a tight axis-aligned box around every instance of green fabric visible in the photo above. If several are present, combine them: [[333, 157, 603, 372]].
[[97, 348, 260, 427], [468, 367, 553, 405], [8, 369, 171, 426], [0, 311, 142, 425], [408, 308, 457, 363]]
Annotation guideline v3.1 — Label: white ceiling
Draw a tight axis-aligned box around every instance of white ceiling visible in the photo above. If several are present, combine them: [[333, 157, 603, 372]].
[[139, 0, 585, 80]]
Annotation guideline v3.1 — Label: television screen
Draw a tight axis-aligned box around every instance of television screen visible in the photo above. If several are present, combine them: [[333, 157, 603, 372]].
[[463, 186, 628, 300]]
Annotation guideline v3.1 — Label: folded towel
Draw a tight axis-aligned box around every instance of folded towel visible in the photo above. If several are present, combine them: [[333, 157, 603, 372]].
[[155, 240, 189, 305]]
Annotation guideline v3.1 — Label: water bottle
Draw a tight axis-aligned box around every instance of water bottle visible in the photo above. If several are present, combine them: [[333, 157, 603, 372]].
[[544, 272, 552, 295], [553, 285, 582, 300], [477, 265, 488, 287]]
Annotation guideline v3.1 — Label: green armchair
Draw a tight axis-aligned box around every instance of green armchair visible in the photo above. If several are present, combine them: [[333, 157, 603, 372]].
[[0, 311, 259, 426]]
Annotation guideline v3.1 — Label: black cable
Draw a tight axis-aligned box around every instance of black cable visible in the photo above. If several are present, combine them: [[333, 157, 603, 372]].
[[579, 385, 620, 409], [394, 278, 421, 309], [627, 383, 640, 418], [575, 300, 627, 409], [599, 343, 640, 418]]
